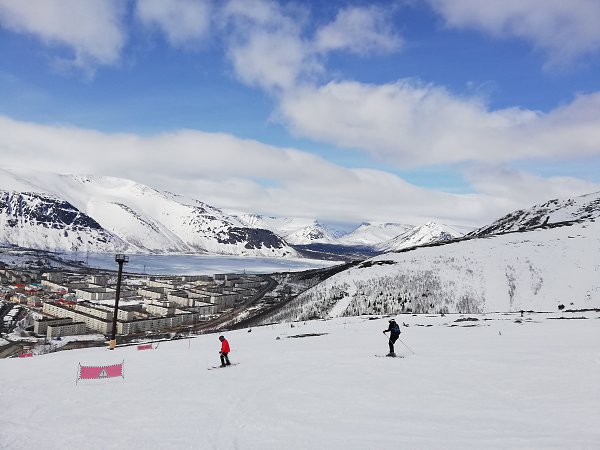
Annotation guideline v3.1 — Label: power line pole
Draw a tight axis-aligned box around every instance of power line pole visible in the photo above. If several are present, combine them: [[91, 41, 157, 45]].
[[109, 254, 128, 350]]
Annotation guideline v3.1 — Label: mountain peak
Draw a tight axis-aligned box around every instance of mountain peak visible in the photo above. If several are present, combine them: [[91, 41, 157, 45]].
[[376, 222, 462, 252], [470, 191, 600, 237]]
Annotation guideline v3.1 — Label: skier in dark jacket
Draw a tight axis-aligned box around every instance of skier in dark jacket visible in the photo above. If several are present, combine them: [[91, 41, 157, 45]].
[[219, 335, 231, 367], [383, 319, 401, 357]]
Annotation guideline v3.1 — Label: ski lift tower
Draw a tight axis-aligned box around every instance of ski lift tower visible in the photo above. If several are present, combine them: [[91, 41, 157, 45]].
[[109, 254, 129, 350]]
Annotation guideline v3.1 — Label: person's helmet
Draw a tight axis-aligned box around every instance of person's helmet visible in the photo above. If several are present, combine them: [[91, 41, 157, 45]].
[[219, 335, 224, 341], [389, 319, 396, 322]]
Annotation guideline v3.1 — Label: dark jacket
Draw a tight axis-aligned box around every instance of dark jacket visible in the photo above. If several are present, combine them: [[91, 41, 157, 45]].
[[386, 321, 400, 337]]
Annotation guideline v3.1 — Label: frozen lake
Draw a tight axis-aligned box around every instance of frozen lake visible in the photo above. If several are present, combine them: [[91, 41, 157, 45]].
[[66, 253, 342, 275]]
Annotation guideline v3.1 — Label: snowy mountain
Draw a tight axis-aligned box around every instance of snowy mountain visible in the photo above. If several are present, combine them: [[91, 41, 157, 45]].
[[469, 191, 600, 237], [234, 214, 340, 245], [0, 191, 127, 252], [375, 222, 462, 252], [0, 169, 296, 257], [261, 192, 600, 321], [281, 221, 340, 245], [336, 222, 414, 246], [232, 214, 313, 235]]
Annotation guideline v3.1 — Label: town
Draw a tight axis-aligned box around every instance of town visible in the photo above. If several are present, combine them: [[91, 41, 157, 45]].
[[0, 260, 290, 358]]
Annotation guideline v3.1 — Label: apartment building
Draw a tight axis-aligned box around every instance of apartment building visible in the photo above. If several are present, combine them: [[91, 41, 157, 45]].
[[191, 301, 216, 315], [146, 301, 176, 316], [75, 287, 116, 301], [43, 302, 111, 334], [34, 317, 73, 335], [47, 321, 87, 338], [138, 286, 166, 300], [167, 291, 193, 307], [117, 311, 199, 335]]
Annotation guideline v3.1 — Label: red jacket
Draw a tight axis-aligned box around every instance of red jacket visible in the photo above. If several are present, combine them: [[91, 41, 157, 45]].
[[220, 338, 230, 353]]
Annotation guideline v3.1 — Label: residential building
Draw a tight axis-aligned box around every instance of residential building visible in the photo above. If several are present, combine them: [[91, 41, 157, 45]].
[[47, 321, 87, 339]]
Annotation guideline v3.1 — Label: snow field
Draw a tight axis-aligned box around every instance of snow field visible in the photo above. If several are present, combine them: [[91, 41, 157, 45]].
[[1, 312, 599, 449]]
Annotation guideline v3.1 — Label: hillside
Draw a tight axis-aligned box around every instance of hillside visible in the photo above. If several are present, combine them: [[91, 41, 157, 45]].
[[469, 191, 600, 236], [375, 221, 462, 252], [0, 169, 295, 257], [1, 313, 598, 449], [0, 191, 128, 253], [261, 194, 600, 321]]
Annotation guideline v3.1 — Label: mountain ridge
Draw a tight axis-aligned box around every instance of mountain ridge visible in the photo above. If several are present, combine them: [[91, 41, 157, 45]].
[[375, 221, 462, 252], [0, 169, 295, 257]]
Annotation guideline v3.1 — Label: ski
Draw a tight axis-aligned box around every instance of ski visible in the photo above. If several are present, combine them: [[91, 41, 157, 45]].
[[375, 354, 404, 358], [207, 363, 239, 370]]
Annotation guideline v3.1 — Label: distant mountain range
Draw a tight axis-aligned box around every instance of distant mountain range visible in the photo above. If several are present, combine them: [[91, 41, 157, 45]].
[[0, 169, 294, 257], [258, 190, 600, 319], [0, 168, 469, 257], [232, 214, 344, 245], [336, 222, 414, 246]]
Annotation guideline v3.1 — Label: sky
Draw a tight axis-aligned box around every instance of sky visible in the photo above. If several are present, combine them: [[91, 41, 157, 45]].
[[0, 0, 599, 229]]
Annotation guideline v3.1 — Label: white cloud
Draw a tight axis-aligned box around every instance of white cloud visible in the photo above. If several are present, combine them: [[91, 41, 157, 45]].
[[0, 0, 125, 70], [1, 1, 597, 228], [465, 165, 600, 208], [221, 0, 317, 92], [226, 27, 315, 92], [427, 0, 600, 65], [278, 80, 600, 166], [220, 1, 402, 92], [314, 6, 402, 55], [135, 0, 213, 46], [1, 115, 598, 228]]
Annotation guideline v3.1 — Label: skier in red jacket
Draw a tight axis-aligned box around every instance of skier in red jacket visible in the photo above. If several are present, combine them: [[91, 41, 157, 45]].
[[219, 335, 231, 367]]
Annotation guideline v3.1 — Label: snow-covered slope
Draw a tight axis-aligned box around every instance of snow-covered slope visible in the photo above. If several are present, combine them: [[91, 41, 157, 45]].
[[264, 219, 600, 320], [233, 214, 312, 235], [0, 191, 128, 252], [470, 191, 600, 237], [1, 314, 599, 449], [234, 214, 340, 245], [282, 221, 340, 245], [375, 222, 462, 252], [0, 169, 296, 257], [336, 222, 414, 246], [262, 190, 600, 321]]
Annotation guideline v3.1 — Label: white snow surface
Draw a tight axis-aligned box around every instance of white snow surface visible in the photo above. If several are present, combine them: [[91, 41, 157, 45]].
[[336, 222, 415, 246], [1, 313, 599, 449], [268, 220, 600, 321], [376, 221, 463, 252]]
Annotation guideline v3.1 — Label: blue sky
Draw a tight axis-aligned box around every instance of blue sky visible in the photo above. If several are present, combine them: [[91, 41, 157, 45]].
[[0, 0, 599, 227]]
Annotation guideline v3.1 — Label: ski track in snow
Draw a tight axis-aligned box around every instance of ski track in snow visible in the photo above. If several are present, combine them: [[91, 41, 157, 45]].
[[1, 312, 599, 449]]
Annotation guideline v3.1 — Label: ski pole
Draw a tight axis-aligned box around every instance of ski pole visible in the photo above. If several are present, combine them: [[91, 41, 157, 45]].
[[398, 338, 415, 354]]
